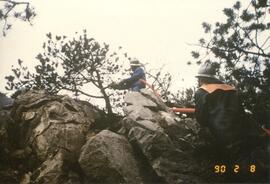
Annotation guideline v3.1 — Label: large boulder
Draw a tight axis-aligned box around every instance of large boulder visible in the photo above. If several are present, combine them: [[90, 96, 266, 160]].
[[120, 89, 201, 183], [140, 88, 171, 112], [79, 130, 143, 184], [12, 90, 95, 161], [124, 91, 158, 108], [123, 105, 158, 122], [9, 90, 100, 183]]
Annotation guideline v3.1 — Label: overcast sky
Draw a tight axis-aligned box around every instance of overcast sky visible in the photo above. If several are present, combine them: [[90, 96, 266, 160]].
[[0, 0, 250, 95]]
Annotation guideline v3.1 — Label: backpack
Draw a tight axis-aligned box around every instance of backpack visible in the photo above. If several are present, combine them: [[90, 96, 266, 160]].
[[200, 84, 244, 145]]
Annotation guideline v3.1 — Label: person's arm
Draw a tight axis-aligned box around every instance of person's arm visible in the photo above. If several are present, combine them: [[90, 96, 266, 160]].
[[118, 68, 144, 88], [124, 68, 145, 84]]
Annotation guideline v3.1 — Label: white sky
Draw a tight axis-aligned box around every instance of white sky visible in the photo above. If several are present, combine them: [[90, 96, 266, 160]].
[[0, 0, 250, 95]]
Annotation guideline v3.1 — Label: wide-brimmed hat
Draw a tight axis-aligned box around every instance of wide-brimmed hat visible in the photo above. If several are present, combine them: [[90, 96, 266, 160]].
[[195, 62, 220, 81], [130, 58, 141, 66]]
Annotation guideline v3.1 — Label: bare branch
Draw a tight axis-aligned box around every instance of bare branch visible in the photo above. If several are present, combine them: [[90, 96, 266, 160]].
[[62, 86, 104, 98], [0, 0, 34, 36], [261, 36, 270, 49]]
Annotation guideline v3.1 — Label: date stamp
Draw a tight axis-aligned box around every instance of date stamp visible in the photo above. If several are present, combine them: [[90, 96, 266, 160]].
[[214, 164, 257, 174]]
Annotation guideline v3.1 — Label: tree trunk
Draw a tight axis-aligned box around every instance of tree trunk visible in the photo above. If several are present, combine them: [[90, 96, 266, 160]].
[[95, 71, 113, 115]]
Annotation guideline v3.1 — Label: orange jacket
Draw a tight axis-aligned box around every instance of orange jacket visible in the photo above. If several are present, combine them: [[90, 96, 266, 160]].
[[200, 83, 235, 93]]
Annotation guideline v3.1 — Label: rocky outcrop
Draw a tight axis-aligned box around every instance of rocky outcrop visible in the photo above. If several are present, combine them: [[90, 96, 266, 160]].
[[0, 90, 100, 183], [79, 130, 143, 184], [120, 89, 201, 183], [0, 89, 268, 184], [12, 90, 95, 161]]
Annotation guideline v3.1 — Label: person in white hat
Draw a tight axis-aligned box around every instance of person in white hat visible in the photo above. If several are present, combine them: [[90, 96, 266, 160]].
[[111, 58, 146, 91], [194, 61, 246, 147]]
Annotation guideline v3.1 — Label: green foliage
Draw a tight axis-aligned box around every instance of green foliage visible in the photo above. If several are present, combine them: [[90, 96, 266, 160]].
[[5, 30, 130, 115], [202, 22, 211, 33], [191, 0, 270, 125], [146, 68, 195, 108], [167, 87, 195, 108], [6, 29, 194, 115], [0, 0, 36, 36]]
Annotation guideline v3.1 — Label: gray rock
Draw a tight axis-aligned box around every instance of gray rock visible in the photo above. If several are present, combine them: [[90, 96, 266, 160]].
[[22, 111, 36, 121], [136, 120, 164, 132], [140, 89, 171, 112], [120, 117, 164, 133], [123, 105, 158, 122], [10, 91, 97, 162], [122, 91, 201, 183], [33, 122, 87, 161], [15, 90, 46, 103], [8, 90, 100, 184], [6, 90, 107, 184], [28, 99, 91, 161], [159, 111, 191, 137], [124, 91, 157, 108], [127, 125, 174, 161], [79, 130, 143, 184], [159, 111, 178, 126], [0, 94, 14, 109], [126, 120, 199, 184], [33, 151, 66, 184]]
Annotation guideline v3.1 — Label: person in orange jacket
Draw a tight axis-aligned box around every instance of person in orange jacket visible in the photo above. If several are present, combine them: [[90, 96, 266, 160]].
[[194, 62, 246, 146]]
